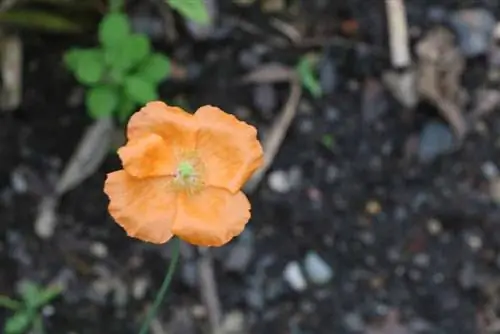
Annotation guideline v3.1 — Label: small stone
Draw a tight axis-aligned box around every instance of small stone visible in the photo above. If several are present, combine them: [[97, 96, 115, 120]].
[[427, 218, 442, 235], [413, 253, 430, 267], [418, 121, 454, 163], [283, 261, 307, 291], [42, 305, 55, 317], [365, 200, 381, 215], [450, 8, 496, 57], [132, 277, 148, 300], [464, 232, 482, 251], [359, 231, 375, 245], [482, 162, 498, 179], [325, 165, 339, 183], [303, 251, 334, 285], [268, 170, 291, 193], [89, 242, 108, 258], [10, 169, 27, 193], [220, 311, 245, 334], [344, 312, 365, 332]]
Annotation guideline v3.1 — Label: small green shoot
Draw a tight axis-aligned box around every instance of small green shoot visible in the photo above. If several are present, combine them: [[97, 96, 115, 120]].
[[321, 134, 335, 149], [64, 9, 171, 122], [1, 281, 62, 334], [296, 54, 322, 98], [166, 0, 210, 25]]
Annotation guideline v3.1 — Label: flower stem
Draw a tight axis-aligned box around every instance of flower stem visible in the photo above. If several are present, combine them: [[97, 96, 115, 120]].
[[138, 238, 180, 334]]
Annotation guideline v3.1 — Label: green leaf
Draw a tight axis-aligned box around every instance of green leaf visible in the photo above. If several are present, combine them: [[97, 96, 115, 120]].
[[4, 311, 32, 334], [167, 0, 210, 25], [0, 10, 83, 33], [124, 76, 158, 105], [127, 34, 151, 68], [106, 34, 151, 73], [296, 55, 322, 98], [19, 282, 42, 308], [63, 48, 82, 72], [86, 85, 119, 119], [74, 49, 105, 85], [98, 12, 130, 48], [36, 286, 62, 307], [117, 96, 137, 123], [137, 53, 170, 83]]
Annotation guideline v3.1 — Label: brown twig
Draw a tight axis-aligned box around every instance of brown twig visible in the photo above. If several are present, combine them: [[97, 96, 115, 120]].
[[244, 73, 302, 193], [197, 247, 222, 334]]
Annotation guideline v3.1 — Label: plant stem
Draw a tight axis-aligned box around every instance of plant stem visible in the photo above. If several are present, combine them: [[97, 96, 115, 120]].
[[138, 238, 180, 334]]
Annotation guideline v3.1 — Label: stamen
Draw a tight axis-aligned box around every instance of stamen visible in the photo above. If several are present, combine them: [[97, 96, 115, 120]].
[[170, 151, 205, 194]]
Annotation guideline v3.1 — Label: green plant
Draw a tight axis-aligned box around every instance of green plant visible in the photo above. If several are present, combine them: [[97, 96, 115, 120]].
[[296, 54, 322, 98], [0, 281, 62, 334], [166, 0, 210, 25], [64, 8, 170, 121]]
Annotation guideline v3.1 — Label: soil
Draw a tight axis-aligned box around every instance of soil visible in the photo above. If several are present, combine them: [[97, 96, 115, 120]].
[[2, 0, 500, 333]]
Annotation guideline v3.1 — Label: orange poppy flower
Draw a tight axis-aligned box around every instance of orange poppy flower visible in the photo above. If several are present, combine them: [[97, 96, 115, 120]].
[[103, 102, 264, 247]]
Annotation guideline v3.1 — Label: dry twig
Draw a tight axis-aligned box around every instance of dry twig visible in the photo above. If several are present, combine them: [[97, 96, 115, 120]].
[[385, 0, 411, 67]]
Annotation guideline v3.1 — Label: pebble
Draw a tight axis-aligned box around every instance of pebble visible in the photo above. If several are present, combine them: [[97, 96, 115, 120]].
[[344, 312, 365, 332], [283, 261, 307, 292], [10, 168, 27, 193], [220, 311, 245, 334], [132, 277, 148, 300], [427, 218, 442, 235], [303, 251, 334, 285], [89, 242, 108, 258], [418, 121, 454, 163], [450, 8, 496, 57], [268, 170, 292, 193], [413, 253, 430, 267], [464, 232, 482, 251], [481, 162, 498, 179]]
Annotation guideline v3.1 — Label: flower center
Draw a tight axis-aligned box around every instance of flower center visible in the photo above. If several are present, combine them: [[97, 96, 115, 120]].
[[177, 161, 195, 179], [171, 151, 205, 194]]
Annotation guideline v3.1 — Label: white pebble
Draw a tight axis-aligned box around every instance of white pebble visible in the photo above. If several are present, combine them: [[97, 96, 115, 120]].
[[90, 242, 108, 258], [283, 261, 307, 291], [268, 170, 291, 193], [304, 252, 333, 284]]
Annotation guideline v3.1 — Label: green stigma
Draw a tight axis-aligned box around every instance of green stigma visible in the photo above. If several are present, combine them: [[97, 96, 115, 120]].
[[177, 161, 195, 179]]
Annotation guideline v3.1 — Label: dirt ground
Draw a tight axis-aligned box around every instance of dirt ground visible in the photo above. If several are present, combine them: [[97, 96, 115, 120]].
[[3, 0, 500, 333]]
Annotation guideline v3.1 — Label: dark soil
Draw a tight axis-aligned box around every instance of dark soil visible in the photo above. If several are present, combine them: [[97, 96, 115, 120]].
[[3, 0, 500, 333]]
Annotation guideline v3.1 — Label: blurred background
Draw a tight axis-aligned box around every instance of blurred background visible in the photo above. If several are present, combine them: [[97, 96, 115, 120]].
[[2, 0, 500, 333]]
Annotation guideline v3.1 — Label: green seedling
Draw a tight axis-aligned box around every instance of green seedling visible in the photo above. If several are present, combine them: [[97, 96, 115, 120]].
[[296, 54, 322, 98], [64, 9, 170, 122], [0, 281, 62, 334]]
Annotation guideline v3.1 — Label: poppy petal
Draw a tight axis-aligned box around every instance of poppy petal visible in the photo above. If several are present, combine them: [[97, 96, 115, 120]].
[[104, 170, 176, 244], [172, 187, 251, 247], [127, 101, 197, 152], [194, 106, 264, 193], [118, 133, 175, 178]]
